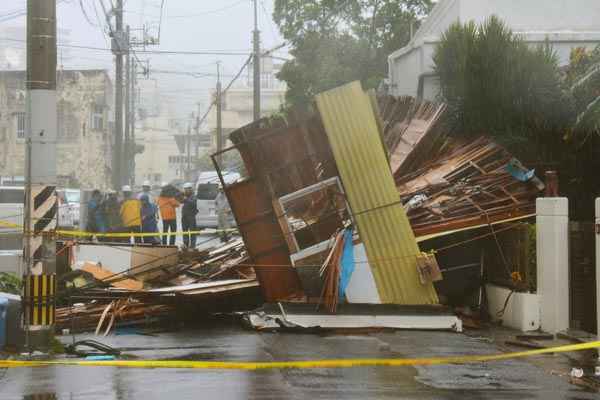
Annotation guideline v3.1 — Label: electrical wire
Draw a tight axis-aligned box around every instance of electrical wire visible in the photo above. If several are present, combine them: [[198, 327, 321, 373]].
[[190, 55, 253, 134], [0, 37, 251, 56], [165, 0, 246, 19], [156, 0, 166, 43], [0, 0, 68, 23], [80, 0, 101, 27], [259, 0, 279, 46], [148, 69, 236, 79]]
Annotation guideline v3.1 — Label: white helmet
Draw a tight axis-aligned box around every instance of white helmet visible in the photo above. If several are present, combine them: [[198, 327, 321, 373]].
[[122, 185, 132, 192], [107, 189, 117, 194], [161, 181, 168, 188], [183, 182, 193, 189], [142, 180, 151, 187]]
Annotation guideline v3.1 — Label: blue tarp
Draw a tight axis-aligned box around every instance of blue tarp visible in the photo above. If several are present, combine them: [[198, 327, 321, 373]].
[[338, 228, 355, 300], [505, 159, 535, 182]]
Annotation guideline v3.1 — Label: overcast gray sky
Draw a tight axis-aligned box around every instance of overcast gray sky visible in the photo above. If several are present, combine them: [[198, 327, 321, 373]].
[[0, 0, 284, 119]]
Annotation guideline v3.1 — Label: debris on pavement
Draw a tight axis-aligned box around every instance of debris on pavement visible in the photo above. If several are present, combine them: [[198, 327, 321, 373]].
[[242, 303, 463, 332]]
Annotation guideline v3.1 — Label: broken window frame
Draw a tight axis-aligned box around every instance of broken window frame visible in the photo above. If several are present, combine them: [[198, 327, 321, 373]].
[[277, 176, 351, 254]]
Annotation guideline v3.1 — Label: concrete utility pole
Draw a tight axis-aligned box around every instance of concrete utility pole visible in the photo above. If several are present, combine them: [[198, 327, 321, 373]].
[[130, 58, 137, 185], [112, 0, 125, 189], [194, 103, 201, 167], [124, 26, 131, 186], [252, 0, 261, 121], [186, 116, 192, 179], [216, 62, 223, 166], [596, 198, 600, 338], [24, 0, 58, 349]]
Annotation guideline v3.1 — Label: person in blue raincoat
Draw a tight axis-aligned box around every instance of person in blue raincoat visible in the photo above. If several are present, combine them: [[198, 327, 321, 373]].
[[87, 189, 107, 240], [140, 194, 159, 244]]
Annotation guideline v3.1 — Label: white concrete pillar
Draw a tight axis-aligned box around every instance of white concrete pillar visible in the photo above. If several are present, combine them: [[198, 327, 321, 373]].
[[596, 198, 600, 338], [536, 198, 569, 334]]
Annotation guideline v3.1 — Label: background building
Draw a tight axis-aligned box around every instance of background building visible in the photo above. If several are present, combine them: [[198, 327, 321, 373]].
[[134, 111, 188, 186], [388, 0, 600, 99], [0, 69, 113, 189], [205, 56, 286, 150]]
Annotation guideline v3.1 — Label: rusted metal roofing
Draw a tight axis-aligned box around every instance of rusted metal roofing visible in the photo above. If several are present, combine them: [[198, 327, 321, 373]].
[[315, 81, 439, 305]]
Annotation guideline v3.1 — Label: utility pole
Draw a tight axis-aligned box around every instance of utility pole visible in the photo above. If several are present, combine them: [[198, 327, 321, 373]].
[[186, 117, 192, 180], [130, 58, 137, 185], [194, 102, 201, 169], [216, 61, 223, 166], [252, 0, 261, 121], [124, 25, 131, 186], [24, 0, 58, 350], [112, 0, 125, 189]]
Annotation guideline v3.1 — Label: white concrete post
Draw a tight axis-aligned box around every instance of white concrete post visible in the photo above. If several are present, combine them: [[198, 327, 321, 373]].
[[536, 198, 569, 334], [596, 198, 600, 338]]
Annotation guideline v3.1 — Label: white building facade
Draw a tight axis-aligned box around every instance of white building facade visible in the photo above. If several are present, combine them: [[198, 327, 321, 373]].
[[134, 113, 185, 186], [206, 56, 286, 148], [388, 0, 600, 100]]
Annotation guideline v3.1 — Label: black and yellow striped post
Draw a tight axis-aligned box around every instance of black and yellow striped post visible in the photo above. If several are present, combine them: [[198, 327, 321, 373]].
[[23, 185, 58, 349], [23, 274, 56, 328]]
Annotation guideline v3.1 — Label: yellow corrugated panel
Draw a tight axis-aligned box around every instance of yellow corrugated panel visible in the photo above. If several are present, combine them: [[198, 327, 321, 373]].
[[316, 81, 438, 304]]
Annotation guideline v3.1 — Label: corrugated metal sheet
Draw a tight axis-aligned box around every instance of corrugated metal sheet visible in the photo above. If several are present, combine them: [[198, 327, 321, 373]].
[[315, 81, 438, 304]]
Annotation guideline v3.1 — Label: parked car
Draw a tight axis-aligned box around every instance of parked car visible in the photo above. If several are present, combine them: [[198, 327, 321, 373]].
[[195, 171, 240, 229]]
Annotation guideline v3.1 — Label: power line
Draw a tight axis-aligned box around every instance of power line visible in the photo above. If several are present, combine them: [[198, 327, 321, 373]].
[[189, 55, 253, 142], [79, 0, 100, 27], [0, 0, 68, 23], [149, 69, 236, 79], [259, 0, 279, 46], [164, 0, 246, 19], [156, 0, 166, 43], [91, 0, 111, 47], [0, 37, 251, 56]]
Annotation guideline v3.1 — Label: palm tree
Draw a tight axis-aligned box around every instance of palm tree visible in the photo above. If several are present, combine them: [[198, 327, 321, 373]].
[[570, 46, 600, 137]]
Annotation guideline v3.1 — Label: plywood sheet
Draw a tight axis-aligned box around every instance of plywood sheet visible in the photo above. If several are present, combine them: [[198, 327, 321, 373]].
[[315, 81, 438, 304]]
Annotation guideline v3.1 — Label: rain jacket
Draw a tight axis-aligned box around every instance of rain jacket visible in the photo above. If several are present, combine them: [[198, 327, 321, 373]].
[[157, 196, 180, 221], [120, 198, 142, 227], [87, 198, 106, 233], [141, 196, 159, 233], [181, 194, 198, 224], [102, 196, 122, 230]]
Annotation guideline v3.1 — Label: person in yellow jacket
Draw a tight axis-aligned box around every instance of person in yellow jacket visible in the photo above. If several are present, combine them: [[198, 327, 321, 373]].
[[120, 185, 142, 244]]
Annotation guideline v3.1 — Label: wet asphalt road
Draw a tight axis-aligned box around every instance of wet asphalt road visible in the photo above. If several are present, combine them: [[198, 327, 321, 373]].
[[1, 322, 597, 400]]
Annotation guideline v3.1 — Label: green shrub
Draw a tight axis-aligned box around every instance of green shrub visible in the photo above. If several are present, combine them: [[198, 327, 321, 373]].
[[0, 272, 21, 295]]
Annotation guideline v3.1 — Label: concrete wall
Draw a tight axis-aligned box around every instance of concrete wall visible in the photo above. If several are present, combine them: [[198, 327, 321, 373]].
[[388, 0, 600, 98]]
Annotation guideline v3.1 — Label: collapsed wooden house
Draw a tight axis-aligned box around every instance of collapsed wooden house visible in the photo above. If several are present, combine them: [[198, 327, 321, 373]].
[[211, 81, 543, 306]]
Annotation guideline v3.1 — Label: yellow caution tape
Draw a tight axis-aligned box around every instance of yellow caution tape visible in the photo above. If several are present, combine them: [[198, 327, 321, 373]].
[[0, 219, 237, 238], [1, 340, 599, 370], [0, 220, 21, 229], [55, 229, 207, 238]]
